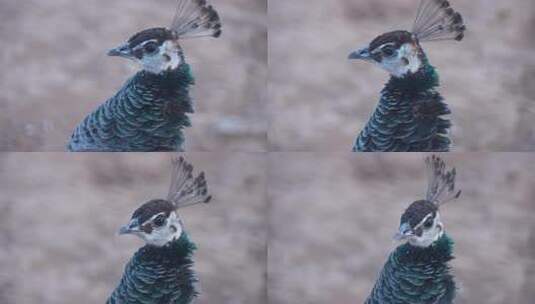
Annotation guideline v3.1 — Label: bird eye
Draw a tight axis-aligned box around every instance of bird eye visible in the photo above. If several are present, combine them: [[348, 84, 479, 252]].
[[423, 217, 434, 228], [153, 214, 166, 227], [144, 42, 158, 54], [382, 46, 395, 57]]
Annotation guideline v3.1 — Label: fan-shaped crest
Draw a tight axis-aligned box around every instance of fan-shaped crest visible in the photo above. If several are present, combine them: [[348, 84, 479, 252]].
[[167, 156, 212, 209], [170, 0, 222, 39], [412, 0, 466, 42], [425, 155, 461, 206]]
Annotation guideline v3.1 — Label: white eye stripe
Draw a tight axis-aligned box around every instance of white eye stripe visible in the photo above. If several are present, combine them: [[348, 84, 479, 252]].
[[142, 212, 166, 226], [134, 39, 159, 51], [370, 43, 396, 55], [373, 42, 396, 52], [378, 42, 396, 49], [142, 39, 158, 46], [413, 213, 434, 230]]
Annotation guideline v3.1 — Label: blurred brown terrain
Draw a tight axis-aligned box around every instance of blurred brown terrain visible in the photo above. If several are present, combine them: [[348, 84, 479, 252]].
[[0, 153, 267, 304], [0, 0, 267, 151], [269, 0, 535, 151], [268, 153, 535, 304]]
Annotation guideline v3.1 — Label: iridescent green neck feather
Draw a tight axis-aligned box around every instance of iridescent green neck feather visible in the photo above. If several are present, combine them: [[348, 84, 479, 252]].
[[365, 234, 456, 304], [107, 232, 198, 304], [68, 63, 195, 152], [354, 58, 452, 152]]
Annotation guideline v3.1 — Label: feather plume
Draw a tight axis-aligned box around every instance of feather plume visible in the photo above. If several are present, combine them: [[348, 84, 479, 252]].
[[412, 0, 466, 42], [425, 155, 461, 206], [167, 156, 212, 209], [170, 0, 222, 39]]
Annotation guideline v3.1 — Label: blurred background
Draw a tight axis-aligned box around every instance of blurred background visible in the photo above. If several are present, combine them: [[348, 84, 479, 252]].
[[0, 0, 267, 151], [268, 153, 535, 303], [269, 0, 535, 151], [0, 153, 267, 304]]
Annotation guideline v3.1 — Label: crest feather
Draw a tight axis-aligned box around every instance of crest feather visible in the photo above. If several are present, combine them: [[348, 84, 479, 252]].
[[425, 155, 461, 206], [412, 0, 466, 42], [167, 156, 212, 209], [170, 0, 222, 39]]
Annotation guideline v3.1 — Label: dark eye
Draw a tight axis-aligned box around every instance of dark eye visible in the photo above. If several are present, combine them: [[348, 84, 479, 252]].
[[144, 42, 158, 54], [153, 214, 166, 227], [382, 46, 395, 56], [423, 217, 434, 228]]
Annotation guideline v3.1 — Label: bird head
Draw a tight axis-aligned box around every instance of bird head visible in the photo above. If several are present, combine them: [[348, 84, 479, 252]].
[[108, 0, 222, 74], [119, 156, 211, 247], [349, 0, 465, 78], [349, 31, 424, 78], [108, 28, 184, 74], [394, 155, 461, 247], [394, 200, 443, 247], [120, 199, 185, 247]]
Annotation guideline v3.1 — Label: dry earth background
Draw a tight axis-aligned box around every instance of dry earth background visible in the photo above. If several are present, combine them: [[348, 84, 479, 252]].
[[269, 0, 535, 151], [0, 0, 267, 151], [0, 153, 267, 304], [268, 153, 535, 304]]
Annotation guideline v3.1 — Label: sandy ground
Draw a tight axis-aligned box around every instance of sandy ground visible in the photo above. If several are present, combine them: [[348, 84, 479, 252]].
[[0, 153, 267, 304], [268, 153, 535, 304], [0, 0, 267, 151], [269, 0, 535, 151]]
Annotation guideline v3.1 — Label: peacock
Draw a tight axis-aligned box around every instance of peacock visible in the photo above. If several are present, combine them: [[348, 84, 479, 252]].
[[107, 156, 211, 304], [68, 0, 222, 152], [365, 155, 462, 304], [349, 0, 466, 152]]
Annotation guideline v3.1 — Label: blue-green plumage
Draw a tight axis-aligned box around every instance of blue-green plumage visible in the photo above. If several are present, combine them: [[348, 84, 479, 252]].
[[107, 232, 198, 304], [365, 234, 456, 304], [365, 155, 462, 304], [349, 0, 466, 152], [354, 58, 452, 152], [68, 63, 195, 152], [108, 157, 212, 303], [68, 0, 222, 152]]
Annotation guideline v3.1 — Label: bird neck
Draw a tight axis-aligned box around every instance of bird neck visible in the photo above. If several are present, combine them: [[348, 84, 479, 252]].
[[394, 233, 454, 265], [354, 54, 451, 152], [136, 231, 197, 264], [385, 56, 439, 95], [118, 62, 195, 151], [106, 232, 198, 304], [136, 62, 195, 93]]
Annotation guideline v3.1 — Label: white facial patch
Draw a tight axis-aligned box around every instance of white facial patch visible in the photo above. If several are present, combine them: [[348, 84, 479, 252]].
[[138, 211, 183, 247], [375, 42, 421, 78], [136, 40, 182, 74], [408, 212, 444, 248]]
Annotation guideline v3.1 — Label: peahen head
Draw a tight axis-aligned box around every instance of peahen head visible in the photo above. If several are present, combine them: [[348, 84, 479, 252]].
[[349, 0, 465, 78], [119, 157, 212, 247], [120, 199, 185, 247], [395, 200, 443, 247], [107, 0, 221, 74], [394, 155, 461, 247]]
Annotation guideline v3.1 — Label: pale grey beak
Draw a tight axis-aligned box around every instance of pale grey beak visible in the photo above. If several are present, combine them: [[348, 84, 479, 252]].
[[118, 225, 132, 235], [108, 43, 133, 58], [393, 223, 413, 241], [348, 46, 371, 60], [118, 219, 139, 235]]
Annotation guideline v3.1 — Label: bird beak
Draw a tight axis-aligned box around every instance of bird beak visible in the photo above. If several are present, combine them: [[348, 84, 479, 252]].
[[393, 223, 413, 241], [118, 225, 132, 235], [348, 46, 371, 61], [108, 43, 133, 58], [118, 220, 140, 235]]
